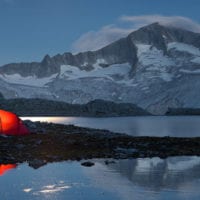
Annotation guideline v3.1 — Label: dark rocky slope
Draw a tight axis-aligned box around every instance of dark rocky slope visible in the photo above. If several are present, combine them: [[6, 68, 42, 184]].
[[0, 98, 150, 116]]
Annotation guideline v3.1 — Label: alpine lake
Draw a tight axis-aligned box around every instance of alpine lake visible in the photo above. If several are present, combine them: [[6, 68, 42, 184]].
[[1, 116, 200, 200]]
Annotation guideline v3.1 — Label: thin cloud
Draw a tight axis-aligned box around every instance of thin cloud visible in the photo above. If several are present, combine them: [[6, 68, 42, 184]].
[[72, 25, 134, 53], [121, 15, 200, 33], [72, 15, 200, 53]]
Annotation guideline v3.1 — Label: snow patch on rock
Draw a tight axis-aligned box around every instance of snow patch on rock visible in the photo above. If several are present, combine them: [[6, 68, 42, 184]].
[[0, 73, 58, 87], [136, 44, 174, 67], [180, 69, 200, 74], [168, 42, 200, 56], [59, 63, 132, 82], [191, 57, 200, 64], [136, 44, 174, 82], [93, 59, 108, 69]]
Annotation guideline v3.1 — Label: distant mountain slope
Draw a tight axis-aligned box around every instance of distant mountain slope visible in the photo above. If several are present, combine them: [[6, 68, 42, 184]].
[[1, 22, 200, 114], [0, 98, 150, 116]]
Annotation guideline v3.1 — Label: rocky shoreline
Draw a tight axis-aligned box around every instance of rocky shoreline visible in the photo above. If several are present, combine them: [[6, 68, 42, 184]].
[[0, 120, 200, 168]]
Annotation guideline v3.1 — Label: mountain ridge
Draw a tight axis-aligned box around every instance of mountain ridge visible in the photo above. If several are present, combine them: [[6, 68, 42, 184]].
[[0, 22, 200, 115], [1, 22, 200, 77]]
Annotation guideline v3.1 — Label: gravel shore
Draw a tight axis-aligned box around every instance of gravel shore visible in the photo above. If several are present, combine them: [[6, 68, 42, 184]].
[[0, 120, 199, 168]]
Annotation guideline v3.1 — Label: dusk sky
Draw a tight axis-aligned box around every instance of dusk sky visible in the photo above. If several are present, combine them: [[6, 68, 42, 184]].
[[1, 0, 200, 65]]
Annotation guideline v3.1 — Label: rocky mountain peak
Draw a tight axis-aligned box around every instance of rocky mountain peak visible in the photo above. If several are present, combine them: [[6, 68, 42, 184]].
[[129, 22, 200, 49], [1, 23, 200, 114], [41, 54, 52, 65]]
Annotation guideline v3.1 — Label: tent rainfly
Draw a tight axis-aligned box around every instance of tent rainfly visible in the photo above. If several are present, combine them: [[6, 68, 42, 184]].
[[0, 110, 30, 135]]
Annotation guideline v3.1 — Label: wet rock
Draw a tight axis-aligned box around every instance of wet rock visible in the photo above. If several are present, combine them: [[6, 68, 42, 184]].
[[28, 159, 47, 169], [81, 161, 95, 167]]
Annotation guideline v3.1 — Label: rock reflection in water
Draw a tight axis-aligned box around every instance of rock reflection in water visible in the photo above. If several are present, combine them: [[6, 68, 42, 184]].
[[84, 157, 200, 200], [105, 157, 200, 190]]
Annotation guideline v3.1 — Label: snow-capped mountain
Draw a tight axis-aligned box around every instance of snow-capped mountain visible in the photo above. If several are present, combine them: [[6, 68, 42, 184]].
[[1, 22, 200, 114]]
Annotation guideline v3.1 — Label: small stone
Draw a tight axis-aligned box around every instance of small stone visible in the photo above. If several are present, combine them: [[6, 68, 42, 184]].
[[28, 159, 47, 169], [81, 161, 95, 167]]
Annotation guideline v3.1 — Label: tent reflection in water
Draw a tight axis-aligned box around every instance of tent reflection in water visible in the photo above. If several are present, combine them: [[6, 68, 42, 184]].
[[0, 110, 30, 135], [0, 164, 17, 176]]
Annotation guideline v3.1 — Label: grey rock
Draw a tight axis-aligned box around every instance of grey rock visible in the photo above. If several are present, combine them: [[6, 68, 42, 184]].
[[28, 159, 47, 169], [81, 161, 95, 167]]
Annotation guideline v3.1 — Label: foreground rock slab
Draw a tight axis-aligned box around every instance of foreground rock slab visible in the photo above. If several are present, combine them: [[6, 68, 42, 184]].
[[0, 121, 200, 167]]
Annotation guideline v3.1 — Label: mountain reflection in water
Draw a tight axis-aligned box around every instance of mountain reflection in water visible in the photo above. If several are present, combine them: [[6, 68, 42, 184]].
[[84, 157, 200, 200], [1, 157, 200, 200], [101, 157, 200, 190]]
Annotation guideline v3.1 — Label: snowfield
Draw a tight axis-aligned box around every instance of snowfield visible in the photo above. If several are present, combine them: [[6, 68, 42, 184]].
[[59, 62, 132, 82]]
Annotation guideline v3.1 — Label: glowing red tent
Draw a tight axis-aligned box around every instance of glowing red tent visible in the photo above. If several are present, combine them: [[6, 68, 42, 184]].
[[0, 110, 30, 135], [0, 164, 17, 176]]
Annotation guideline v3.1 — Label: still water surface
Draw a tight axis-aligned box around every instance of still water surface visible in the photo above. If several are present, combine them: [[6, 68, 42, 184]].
[[21, 116, 200, 137], [1, 157, 200, 200]]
